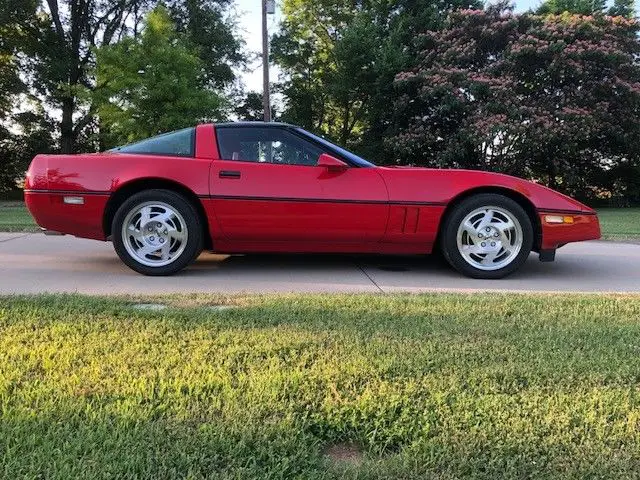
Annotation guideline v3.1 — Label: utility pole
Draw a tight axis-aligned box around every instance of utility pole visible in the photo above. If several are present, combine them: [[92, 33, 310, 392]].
[[261, 0, 272, 122]]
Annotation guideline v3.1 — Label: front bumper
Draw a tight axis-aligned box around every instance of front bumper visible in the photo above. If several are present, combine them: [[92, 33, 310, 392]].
[[538, 211, 601, 251]]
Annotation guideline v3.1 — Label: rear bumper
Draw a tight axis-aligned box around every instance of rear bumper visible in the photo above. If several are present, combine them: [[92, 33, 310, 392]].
[[538, 211, 601, 250], [24, 190, 109, 240]]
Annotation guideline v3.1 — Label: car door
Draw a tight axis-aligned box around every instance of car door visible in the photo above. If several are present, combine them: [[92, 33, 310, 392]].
[[209, 125, 389, 244]]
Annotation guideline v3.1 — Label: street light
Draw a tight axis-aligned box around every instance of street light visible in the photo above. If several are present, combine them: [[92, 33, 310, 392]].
[[262, 0, 275, 122]]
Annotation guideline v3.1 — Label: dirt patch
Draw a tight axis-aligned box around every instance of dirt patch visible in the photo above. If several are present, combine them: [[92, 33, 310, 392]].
[[324, 443, 364, 466]]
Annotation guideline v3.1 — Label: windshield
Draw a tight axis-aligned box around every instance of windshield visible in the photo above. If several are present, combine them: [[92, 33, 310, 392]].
[[294, 128, 376, 167]]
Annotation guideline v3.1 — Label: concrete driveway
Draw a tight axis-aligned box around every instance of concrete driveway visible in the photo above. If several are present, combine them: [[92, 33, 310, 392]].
[[0, 232, 638, 294]]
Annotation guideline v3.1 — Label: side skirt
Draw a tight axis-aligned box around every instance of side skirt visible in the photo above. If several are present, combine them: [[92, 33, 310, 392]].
[[209, 240, 433, 255]]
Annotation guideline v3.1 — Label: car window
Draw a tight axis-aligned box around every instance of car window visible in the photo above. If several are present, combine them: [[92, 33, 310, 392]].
[[296, 128, 376, 167], [111, 127, 195, 157], [216, 127, 325, 166]]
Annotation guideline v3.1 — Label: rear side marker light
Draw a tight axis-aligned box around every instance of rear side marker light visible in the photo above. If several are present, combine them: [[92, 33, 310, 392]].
[[544, 215, 574, 224], [63, 196, 84, 205]]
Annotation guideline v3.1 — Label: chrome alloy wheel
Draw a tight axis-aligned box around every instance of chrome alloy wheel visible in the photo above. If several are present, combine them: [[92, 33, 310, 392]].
[[456, 206, 523, 271], [121, 201, 188, 267]]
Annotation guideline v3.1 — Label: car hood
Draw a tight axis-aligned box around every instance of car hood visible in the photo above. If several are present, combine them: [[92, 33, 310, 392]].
[[375, 166, 594, 213]]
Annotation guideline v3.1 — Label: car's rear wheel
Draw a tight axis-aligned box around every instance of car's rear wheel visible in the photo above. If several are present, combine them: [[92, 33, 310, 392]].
[[440, 194, 533, 279], [112, 189, 203, 275]]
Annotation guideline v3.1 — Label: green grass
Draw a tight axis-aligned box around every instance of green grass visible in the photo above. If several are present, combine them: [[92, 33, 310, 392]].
[[596, 208, 640, 241], [0, 201, 38, 232], [1, 200, 639, 240], [2, 293, 640, 479]]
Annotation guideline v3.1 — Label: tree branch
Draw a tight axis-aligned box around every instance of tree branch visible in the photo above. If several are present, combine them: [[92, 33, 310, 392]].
[[46, 0, 66, 41], [73, 110, 94, 135], [91, 0, 129, 46]]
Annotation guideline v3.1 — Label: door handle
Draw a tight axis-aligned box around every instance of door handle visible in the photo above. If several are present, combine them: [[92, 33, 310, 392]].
[[219, 170, 241, 179]]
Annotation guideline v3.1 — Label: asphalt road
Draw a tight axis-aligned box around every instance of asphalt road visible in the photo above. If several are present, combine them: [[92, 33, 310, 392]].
[[0, 232, 638, 295]]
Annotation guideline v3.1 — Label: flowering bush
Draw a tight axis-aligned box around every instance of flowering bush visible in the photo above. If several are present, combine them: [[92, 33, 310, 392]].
[[389, 3, 640, 203]]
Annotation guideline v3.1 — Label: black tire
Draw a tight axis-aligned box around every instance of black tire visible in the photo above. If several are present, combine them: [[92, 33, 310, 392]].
[[112, 189, 203, 276], [440, 193, 533, 279]]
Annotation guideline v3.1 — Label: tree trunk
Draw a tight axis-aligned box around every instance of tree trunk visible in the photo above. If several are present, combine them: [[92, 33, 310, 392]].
[[340, 100, 350, 146], [60, 97, 75, 154], [547, 160, 557, 189]]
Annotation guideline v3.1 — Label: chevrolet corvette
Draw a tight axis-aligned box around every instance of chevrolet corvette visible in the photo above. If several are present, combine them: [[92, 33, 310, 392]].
[[24, 122, 601, 278]]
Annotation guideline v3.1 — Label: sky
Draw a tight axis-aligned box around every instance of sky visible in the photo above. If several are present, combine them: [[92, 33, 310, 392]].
[[233, 0, 544, 93], [234, 0, 283, 93]]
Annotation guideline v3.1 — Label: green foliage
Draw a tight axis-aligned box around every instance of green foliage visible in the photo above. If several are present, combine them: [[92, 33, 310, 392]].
[[536, 0, 636, 17], [94, 6, 225, 147], [0, 0, 243, 159], [2, 0, 638, 204], [0, 0, 37, 106], [537, 0, 607, 15], [0, 0, 44, 192], [165, 0, 245, 88], [608, 0, 636, 17], [272, 0, 481, 153], [20, 0, 156, 154], [233, 91, 268, 121], [0, 145, 18, 194], [2, 293, 640, 478], [0, 109, 57, 194], [390, 5, 640, 201]]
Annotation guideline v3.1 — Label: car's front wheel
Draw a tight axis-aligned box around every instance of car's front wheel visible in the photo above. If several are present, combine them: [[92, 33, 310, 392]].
[[440, 193, 533, 279], [112, 189, 203, 275]]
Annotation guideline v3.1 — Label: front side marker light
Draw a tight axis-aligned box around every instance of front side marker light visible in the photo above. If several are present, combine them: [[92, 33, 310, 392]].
[[545, 215, 574, 224], [63, 196, 84, 205]]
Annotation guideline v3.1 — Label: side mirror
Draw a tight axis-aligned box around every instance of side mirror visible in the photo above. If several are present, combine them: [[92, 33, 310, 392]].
[[317, 153, 348, 172]]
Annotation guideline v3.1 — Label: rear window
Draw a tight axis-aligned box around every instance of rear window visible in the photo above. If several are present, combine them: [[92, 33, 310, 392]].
[[111, 128, 195, 157]]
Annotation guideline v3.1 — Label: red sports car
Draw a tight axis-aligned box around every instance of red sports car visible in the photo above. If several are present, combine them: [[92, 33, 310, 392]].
[[25, 122, 600, 278]]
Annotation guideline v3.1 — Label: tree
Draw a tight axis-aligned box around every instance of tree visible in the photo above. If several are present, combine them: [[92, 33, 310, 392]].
[[389, 4, 640, 203], [608, 0, 636, 17], [0, 0, 243, 156], [536, 0, 636, 17], [93, 5, 225, 146], [536, 0, 606, 15], [0, 1, 34, 114], [272, 0, 482, 158], [233, 92, 272, 121], [165, 0, 245, 88], [25, 0, 155, 153], [0, 0, 41, 192]]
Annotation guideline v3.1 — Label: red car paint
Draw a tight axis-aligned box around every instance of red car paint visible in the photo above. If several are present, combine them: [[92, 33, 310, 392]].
[[24, 123, 600, 256]]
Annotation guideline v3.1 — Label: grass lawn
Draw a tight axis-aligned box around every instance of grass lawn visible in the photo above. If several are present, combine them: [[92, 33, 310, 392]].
[[1, 200, 639, 240], [596, 208, 640, 241], [0, 201, 39, 232], [1, 293, 640, 479]]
